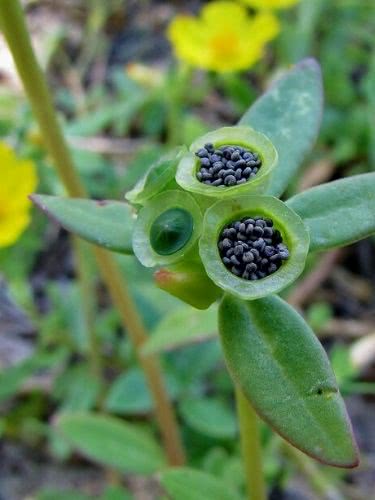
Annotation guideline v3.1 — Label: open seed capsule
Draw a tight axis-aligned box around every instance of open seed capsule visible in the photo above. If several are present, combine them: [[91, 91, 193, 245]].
[[199, 195, 309, 300], [132, 190, 202, 267], [125, 146, 186, 206], [176, 126, 277, 200]]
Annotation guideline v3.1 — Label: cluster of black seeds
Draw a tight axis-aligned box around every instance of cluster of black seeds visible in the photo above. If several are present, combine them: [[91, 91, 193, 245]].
[[195, 143, 262, 187], [218, 216, 290, 280]]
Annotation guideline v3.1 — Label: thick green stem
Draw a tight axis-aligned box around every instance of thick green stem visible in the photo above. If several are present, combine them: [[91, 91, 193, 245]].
[[235, 387, 267, 500], [0, 0, 185, 466]]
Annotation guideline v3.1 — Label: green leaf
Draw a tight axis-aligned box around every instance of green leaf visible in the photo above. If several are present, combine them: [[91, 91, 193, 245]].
[[240, 58, 323, 197], [179, 397, 236, 439], [142, 305, 218, 356], [57, 413, 165, 474], [159, 468, 242, 500], [31, 195, 134, 254], [286, 173, 375, 252], [219, 294, 359, 468], [105, 368, 179, 415]]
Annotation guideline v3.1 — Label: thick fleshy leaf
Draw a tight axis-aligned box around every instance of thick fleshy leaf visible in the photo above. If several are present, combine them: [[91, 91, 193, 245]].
[[286, 173, 375, 252], [142, 304, 218, 356], [31, 194, 134, 254], [159, 468, 242, 500], [240, 58, 323, 197], [219, 294, 359, 468], [57, 413, 165, 474]]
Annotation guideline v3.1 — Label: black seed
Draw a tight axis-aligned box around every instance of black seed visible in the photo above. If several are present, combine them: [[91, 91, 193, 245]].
[[255, 219, 266, 228], [264, 246, 274, 257], [263, 227, 273, 237], [230, 255, 241, 266], [196, 148, 208, 158], [195, 144, 262, 186], [212, 178, 223, 186], [246, 263, 257, 273], [224, 175, 236, 186], [234, 245, 244, 257], [253, 226, 264, 237], [222, 238, 232, 250], [250, 248, 260, 260], [242, 251, 253, 263], [268, 263, 277, 273]]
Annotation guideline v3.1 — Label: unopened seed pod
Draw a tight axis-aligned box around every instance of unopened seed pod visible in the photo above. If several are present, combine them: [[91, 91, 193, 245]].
[[199, 195, 309, 300], [132, 190, 202, 267], [125, 146, 186, 206], [154, 261, 222, 310], [176, 126, 278, 201]]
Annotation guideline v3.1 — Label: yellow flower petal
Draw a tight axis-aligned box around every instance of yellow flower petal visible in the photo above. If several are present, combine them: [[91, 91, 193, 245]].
[[0, 141, 38, 247], [201, 1, 248, 25], [240, 0, 300, 9], [167, 1, 280, 73], [0, 209, 31, 247]]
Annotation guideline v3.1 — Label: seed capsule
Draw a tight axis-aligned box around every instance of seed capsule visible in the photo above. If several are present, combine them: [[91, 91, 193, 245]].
[[217, 215, 290, 280]]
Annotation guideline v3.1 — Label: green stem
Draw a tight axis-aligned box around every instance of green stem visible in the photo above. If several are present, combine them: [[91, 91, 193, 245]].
[[0, 0, 185, 466], [235, 386, 267, 500]]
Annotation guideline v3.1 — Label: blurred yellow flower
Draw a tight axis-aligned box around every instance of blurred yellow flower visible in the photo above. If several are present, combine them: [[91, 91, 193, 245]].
[[0, 142, 37, 247], [167, 1, 280, 72], [240, 0, 299, 8]]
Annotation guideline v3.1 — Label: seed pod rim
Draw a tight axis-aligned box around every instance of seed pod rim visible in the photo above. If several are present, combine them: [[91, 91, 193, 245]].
[[199, 195, 310, 300], [175, 126, 278, 198], [132, 189, 202, 267]]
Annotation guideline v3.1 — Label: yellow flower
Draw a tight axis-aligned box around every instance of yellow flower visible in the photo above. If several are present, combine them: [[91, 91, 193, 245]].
[[167, 1, 280, 72], [0, 142, 38, 247], [240, 0, 299, 9]]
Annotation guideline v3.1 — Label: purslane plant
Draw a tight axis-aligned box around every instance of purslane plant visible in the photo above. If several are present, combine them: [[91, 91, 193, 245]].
[[32, 59, 375, 479]]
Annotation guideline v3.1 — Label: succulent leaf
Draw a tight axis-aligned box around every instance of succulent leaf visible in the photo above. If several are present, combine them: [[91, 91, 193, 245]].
[[31, 194, 134, 254], [286, 172, 375, 252], [240, 58, 323, 197], [219, 294, 359, 468]]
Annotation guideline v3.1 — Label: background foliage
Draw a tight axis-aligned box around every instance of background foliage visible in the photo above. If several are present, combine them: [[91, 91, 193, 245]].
[[0, 1, 375, 498]]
